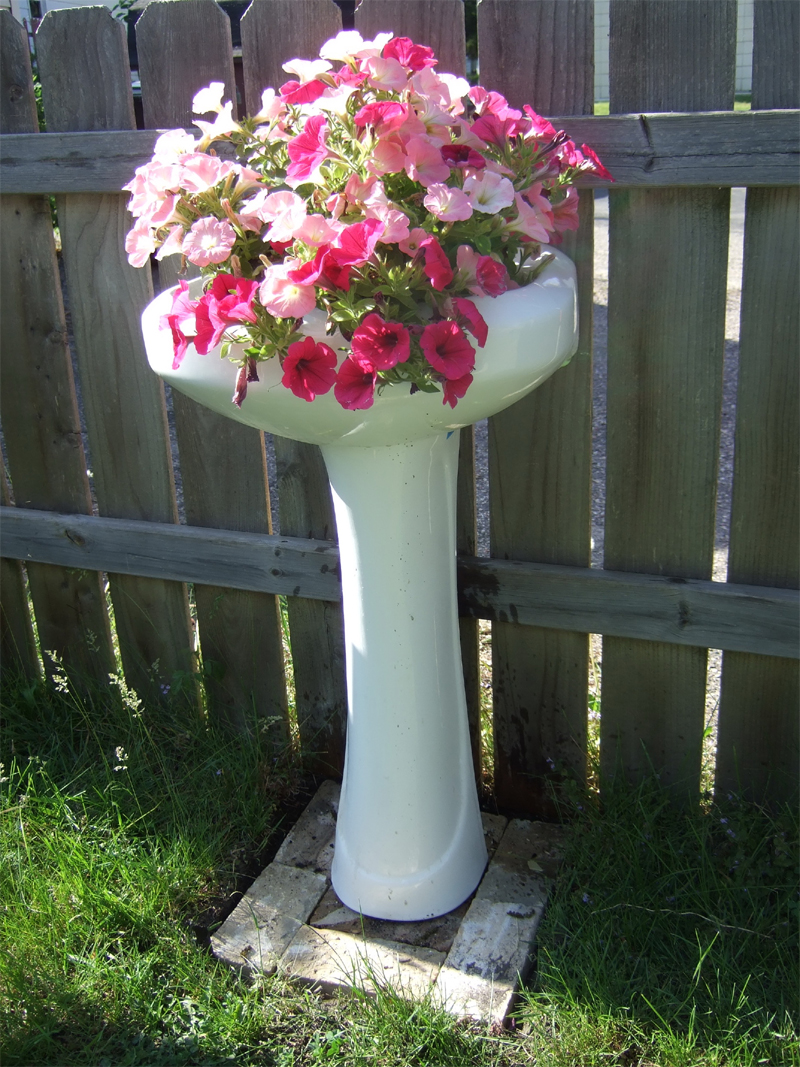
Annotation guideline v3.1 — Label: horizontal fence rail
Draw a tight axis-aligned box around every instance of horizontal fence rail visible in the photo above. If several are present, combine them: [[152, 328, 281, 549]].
[[2, 506, 797, 661], [1, 111, 798, 194]]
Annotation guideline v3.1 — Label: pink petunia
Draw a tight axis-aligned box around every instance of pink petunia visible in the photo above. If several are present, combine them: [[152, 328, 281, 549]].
[[442, 371, 473, 408], [259, 264, 318, 319], [551, 185, 580, 234], [450, 298, 488, 347], [353, 100, 409, 136], [403, 136, 451, 187], [420, 236, 454, 291], [286, 114, 330, 184], [423, 183, 473, 222], [279, 78, 328, 105], [440, 144, 486, 171], [194, 276, 258, 354], [579, 143, 614, 182], [362, 55, 408, 92], [328, 217, 383, 268], [182, 217, 236, 266], [350, 314, 410, 371], [159, 280, 197, 368], [125, 219, 156, 267], [398, 227, 429, 257], [420, 320, 475, 380], [383, 37, 437, 71], [334, 357, 377, 410], [281, 336, 338, 401], [463, 171, 515, 214], [475, 255, 510, 297]]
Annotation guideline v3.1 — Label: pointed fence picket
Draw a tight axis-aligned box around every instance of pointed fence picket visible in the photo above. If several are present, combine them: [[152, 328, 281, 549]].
[[0, 0, 797, 808]]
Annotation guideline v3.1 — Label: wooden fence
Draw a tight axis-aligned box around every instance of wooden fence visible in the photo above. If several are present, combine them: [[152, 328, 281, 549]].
[[1, 0, 797, 812]]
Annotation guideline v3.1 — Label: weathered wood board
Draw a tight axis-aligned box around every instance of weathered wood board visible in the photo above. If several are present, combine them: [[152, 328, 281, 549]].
[[4, 506, 797, 661], [136, 0, 288, 736], [35, 7, 195, 701], [482, 0, 594, 817], [0, 10, 114, 683], [3, 111, 798, 194], [601, 0, 735, 795], [716, 0, 800, 803]]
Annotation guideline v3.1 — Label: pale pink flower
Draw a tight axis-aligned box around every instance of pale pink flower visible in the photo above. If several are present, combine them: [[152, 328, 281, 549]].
[[253, 87, 285, 122], [258, 263, 317, 319], [551, 186, 581, 234], [125, 219, 156, 267], [152, 129, 198, 162], [194, 101, 239, 143], [293, 214, 340, 247], [318, 29, 392, 65], [404, 136, 450, 187], [281, 57, 332, 82], [180, 153, 236, 194], [182, 217, 236, 266], [463, 171, 515, 213], [192, 82, 226, 114], [155, 224, 186, 261], [398, 227, 429, 257], [147, 192, 181, 228], [260, 191, 308, 242], [368, 135, 407, 175], [365, 203, 410, 244], [363, 55, 409, 92], [423, 183, 473, 222], [512, 191, 552, 243]]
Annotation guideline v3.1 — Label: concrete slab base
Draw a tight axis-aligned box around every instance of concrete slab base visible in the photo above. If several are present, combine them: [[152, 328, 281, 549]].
[[211, 780, 566, 1026]]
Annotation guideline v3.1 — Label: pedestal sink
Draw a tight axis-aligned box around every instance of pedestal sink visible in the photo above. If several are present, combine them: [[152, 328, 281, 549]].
[[142, 248, 579, 920]]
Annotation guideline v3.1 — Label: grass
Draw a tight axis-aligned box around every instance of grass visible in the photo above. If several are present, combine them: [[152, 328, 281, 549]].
[[1, 661, 797, 1066]]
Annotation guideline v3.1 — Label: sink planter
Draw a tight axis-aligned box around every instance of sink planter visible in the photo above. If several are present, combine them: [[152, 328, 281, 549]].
[[141, 249, 578, 920]]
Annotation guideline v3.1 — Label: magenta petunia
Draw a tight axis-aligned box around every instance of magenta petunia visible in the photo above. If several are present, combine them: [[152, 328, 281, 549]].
[[328, 217, 383, 268], [451, 298, 488, 347], [281, 337, 338, 402], [442, 371, 474, 408], [475, 255, 510, 297], [334, 357, 377, 410], [420, 320, 476, 380], [159, 280, 197, 368], [350, 314, 411, 371], [353, 100, 409, 136], [421, 236, 454, 291], [382, 37, 437, 71], [279, 78, 328, 105], [286, 114, 329, 183], [440, 144, 486, 171]]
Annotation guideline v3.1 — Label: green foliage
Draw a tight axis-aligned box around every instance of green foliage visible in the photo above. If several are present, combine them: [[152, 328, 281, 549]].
[[1, 663, 796, 1065]]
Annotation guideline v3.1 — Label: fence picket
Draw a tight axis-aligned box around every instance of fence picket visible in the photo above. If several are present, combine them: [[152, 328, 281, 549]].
[[0, 10, 114, 684], [355, 0, 466, 78], [240, 0, 342, 115], [35, 8, 195, 702], [136, 0, 289, 737], [601, 0, 736, 796], [480, 0, 594, 817], [716, 0, 799, 803], [238, 2, 347, 770]]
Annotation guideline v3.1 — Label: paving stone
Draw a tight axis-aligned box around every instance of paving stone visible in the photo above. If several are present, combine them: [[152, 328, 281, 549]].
[[210, 862, 328, 975], [273, 778, 339, 875], [281, 925, 445, 1000]]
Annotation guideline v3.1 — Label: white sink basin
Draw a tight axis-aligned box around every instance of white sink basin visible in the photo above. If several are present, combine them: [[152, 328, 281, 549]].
[[142, 249, 578, 447]]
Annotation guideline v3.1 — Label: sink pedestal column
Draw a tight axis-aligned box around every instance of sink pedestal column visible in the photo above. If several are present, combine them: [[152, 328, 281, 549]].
[[321, 430, 488, 921]]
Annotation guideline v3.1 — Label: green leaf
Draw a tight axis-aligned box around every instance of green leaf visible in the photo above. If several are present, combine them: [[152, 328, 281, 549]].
[[474, 235, 492, 256]]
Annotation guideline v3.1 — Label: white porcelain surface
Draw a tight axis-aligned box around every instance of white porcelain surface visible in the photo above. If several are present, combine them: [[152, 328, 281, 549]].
[[141, 249, 578, 447], [142, 251, 578, 919], [324, 433, 488, 919]]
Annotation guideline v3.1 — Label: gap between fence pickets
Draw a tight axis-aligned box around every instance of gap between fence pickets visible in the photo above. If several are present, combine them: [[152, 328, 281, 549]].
[[210, 780, 566, 1026], [1, 505, 797, 659]]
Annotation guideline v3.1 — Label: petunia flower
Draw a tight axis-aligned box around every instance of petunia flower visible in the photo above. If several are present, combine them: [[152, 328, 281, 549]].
[[420, 320, 476, 380], [420, 236, 454, 290], [423, 183, 473, 222], [259, 263, 318, 319], [463, 171, 515, 214], [182, 217, 236, 266], [442, 370, 473, 408], [334, 357, 377, 409], [281, 337, 337, 401], [350, 314, 410, 371]]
